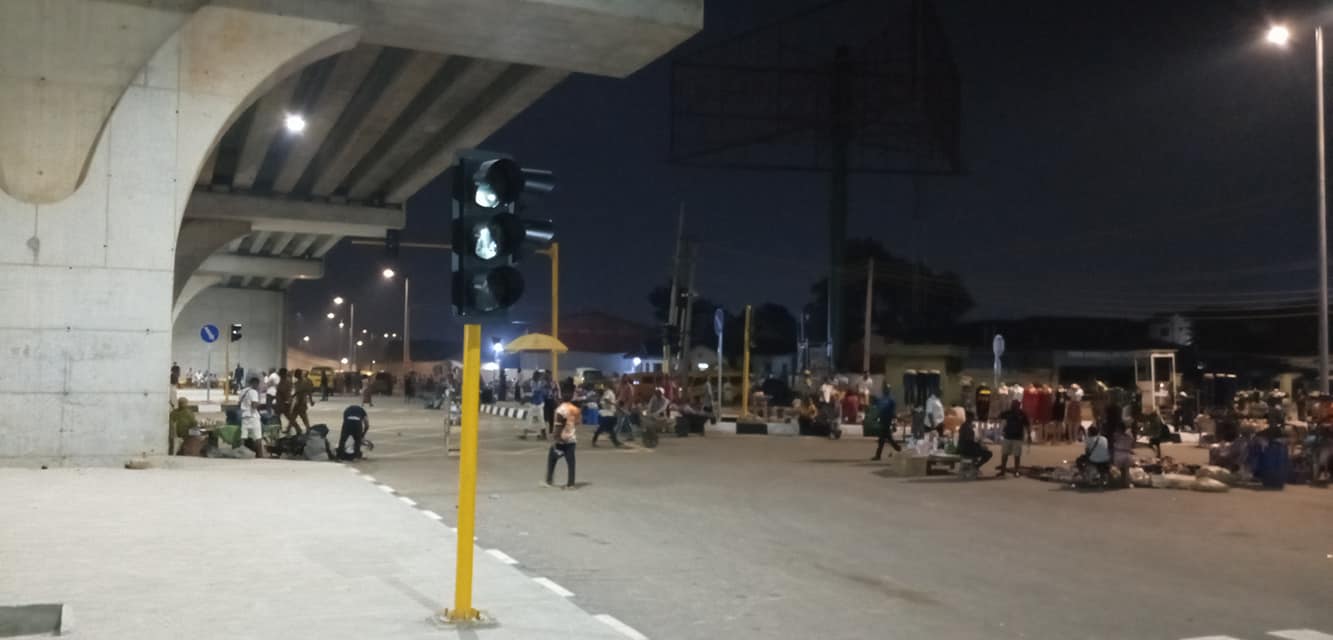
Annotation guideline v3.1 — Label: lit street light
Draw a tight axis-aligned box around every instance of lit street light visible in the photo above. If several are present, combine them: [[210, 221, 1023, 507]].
[[356, 340, 364, 347], [382, 268, 396, 279], [284, 112, 306, 134], [1267, 22, 1330, 393], [338, 321, 344, 329], [383, 332, 389, 339], [340, 357, 349, 365], [1267, 24, 1291, 46], [333, 296, 344, 305], [302, 336, 310, 342], [326, 312, 335, 320]]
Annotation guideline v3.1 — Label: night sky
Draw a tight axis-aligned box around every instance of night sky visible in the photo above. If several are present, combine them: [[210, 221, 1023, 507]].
[[289, 0, 1328, 352]]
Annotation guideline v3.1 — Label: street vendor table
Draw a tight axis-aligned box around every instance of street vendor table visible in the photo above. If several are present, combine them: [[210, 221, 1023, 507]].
[[926, 453, 962, 475]]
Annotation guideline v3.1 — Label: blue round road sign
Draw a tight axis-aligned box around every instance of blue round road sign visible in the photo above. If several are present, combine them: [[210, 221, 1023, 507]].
[[200, 324, 220, 343]]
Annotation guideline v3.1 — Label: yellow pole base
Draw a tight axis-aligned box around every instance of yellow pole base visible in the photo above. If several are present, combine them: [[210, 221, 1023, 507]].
[[434, 608, 496, 629]]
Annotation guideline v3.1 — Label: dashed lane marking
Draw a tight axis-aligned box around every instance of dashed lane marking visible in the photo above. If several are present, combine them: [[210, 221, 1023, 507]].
[[594, 614, 649, 640], [533, 577, 574, 597], [421, 510, 444, 521], [397, 496, 417, 507], [485, 549, 518, 565], [1270, 631, 1333, 640]]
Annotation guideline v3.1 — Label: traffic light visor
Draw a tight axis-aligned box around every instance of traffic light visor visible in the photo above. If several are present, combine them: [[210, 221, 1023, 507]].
[[473, 159, 523, 208]]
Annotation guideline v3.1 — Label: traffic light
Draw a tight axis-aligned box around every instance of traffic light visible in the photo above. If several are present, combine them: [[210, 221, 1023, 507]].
[[451, 150, 556, 317], [230, 323, 243, 342]]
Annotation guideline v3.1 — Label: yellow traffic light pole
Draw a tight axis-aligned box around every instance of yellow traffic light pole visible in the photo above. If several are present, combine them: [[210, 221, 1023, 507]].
[[538, 243, 559, 382], [444, 323, 483, 623]]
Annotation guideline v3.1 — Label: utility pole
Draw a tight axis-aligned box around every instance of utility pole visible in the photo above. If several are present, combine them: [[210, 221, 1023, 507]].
[[680, 242, 699, 376], [663, 205, 685, 375], [741, 304, 752, 418], [403, 277, 411, 375], [862, 256, 874, 374], [827, 46, 852, 372]]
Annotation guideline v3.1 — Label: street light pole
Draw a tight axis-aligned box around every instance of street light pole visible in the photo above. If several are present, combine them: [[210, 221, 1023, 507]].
[[1317, 25, 1329, 394], [403, 276, 412, 375]]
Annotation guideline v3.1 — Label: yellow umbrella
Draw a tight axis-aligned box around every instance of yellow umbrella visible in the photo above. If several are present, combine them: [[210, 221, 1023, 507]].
[[505, 333, 568, 353]]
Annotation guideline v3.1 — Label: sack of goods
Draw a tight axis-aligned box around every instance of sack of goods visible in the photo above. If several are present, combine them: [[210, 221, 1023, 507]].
[[1128, 467, 1152, 488], [1191, 478, 1230, 492], [1150, 473, 1196, 490], [1194, 465, 1235, 485]]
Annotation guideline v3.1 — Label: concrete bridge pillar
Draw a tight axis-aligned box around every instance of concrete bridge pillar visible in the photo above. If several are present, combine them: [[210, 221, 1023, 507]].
[[0, 3, 357, 463]]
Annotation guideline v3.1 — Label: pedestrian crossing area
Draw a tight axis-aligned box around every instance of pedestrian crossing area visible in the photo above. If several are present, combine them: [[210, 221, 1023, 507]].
[[1185, 630, 1333, 640]]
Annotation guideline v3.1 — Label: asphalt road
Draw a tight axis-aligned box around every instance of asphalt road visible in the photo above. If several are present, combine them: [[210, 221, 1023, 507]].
[[309, 400, 1333, 640]]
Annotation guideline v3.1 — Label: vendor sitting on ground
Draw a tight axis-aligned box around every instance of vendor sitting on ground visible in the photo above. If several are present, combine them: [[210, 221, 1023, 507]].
[[171, 397, 197, 439], [955, 409, 994, 470], [170, 397, 199, 455], [1077, 425, 1112, 478]]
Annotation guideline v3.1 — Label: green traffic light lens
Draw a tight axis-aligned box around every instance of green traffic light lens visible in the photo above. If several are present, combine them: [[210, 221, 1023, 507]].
[[472, 221, 500, 260]]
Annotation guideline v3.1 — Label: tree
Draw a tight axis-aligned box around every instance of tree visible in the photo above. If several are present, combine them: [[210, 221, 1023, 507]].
[[808, 238, 973, 359], [648, 285, 797, 356]]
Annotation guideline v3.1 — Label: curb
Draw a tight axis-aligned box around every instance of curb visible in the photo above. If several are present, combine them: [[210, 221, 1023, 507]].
[[480, 404, 530, 420], [344, 465, 651, 640]]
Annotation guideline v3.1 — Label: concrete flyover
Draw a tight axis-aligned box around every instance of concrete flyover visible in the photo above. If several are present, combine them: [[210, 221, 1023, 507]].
[[0, 0, 702, 464]]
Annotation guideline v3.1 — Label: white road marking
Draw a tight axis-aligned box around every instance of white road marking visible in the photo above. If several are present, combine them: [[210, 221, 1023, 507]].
[[1181, 636, 1243, 640], [421, 510, 444, 521], [485, 549, 518, 565], [1270, 631, 1333, 640], [397, 496, 417, 507], [360, 475, 376, 483], [594, 614, 649, 640], [532, 577, 574, 597], [376, 484, 396, 494]]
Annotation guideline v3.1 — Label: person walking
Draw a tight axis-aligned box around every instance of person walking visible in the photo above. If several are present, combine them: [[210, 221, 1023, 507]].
[[337, 403, 370, 461], [360, 375, 374, 406], [545, 392, 579, 489], [591, 383, 622, 447], [264, 368, 279, 412], [239, 377, 266, 458], [320, 371, 330, 402], [275, 368, 294, 434], [871, 384, 901, 460], [288, 369, 313, 433], [925, 392, 945, 437], [996, 399, 1029, 477]]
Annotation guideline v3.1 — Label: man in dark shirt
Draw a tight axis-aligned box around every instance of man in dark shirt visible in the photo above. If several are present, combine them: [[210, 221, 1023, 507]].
[[338, 404, 370, 461], [956, 412, 993, 469], [996, 399, 1029, 477]]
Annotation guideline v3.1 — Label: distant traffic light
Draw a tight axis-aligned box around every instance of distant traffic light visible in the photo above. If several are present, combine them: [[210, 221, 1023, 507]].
[[451, 150, 556, 317], [230, 323, 243, 342]]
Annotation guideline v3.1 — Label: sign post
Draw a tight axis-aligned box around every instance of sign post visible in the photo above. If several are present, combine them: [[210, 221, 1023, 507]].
[[200, 324, 220, 403]]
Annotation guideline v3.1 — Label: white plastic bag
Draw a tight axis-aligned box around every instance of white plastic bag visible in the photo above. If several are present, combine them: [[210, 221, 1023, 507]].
[[1129, 467, 1151, 487], [1191, 477, 1230, 492]]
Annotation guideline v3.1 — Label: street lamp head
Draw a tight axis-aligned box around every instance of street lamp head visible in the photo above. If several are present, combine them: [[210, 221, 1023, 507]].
[[1267, 24, 1292, 46], [284, 112, 307, 134], [326, 312, 335, 319], [356, 340, 364, 347], [392, 333, 398, 338], [302, 336, 310, 342], [338, 321, 345, 329], [383, 333, 389, 339], [333, 296, 345, 305], [340, 357, 349, 365], [632, 357, 643, 367], [382, 268, 396, 279]]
